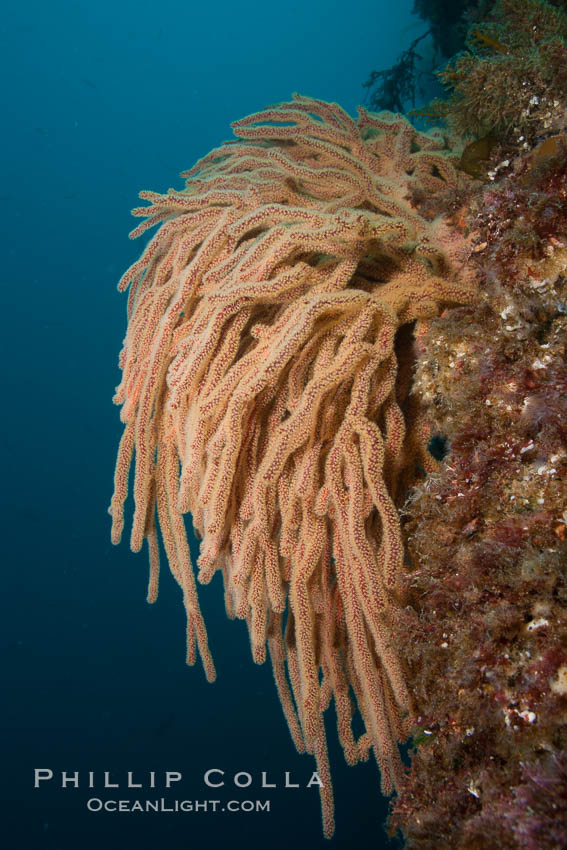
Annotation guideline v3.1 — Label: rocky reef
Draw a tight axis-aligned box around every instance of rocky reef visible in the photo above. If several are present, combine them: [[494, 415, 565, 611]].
[[382, 1, 567, 847]]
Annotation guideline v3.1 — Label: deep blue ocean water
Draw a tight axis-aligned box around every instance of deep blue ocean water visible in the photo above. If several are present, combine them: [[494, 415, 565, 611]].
[[3, 2, 419, 847]]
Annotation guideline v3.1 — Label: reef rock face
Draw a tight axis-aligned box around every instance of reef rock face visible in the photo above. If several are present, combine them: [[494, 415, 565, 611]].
[[389, 92, 567, 850]]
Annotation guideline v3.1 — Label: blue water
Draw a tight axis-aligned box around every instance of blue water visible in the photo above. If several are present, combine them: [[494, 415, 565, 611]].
[[2, 2, 416, 847]]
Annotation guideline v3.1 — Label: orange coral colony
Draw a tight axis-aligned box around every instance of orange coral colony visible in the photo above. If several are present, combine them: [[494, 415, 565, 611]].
[[110, 95, 476, 836]]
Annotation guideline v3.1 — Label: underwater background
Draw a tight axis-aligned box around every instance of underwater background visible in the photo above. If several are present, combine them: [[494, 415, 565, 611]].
[[1, 1, 419, 848]]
